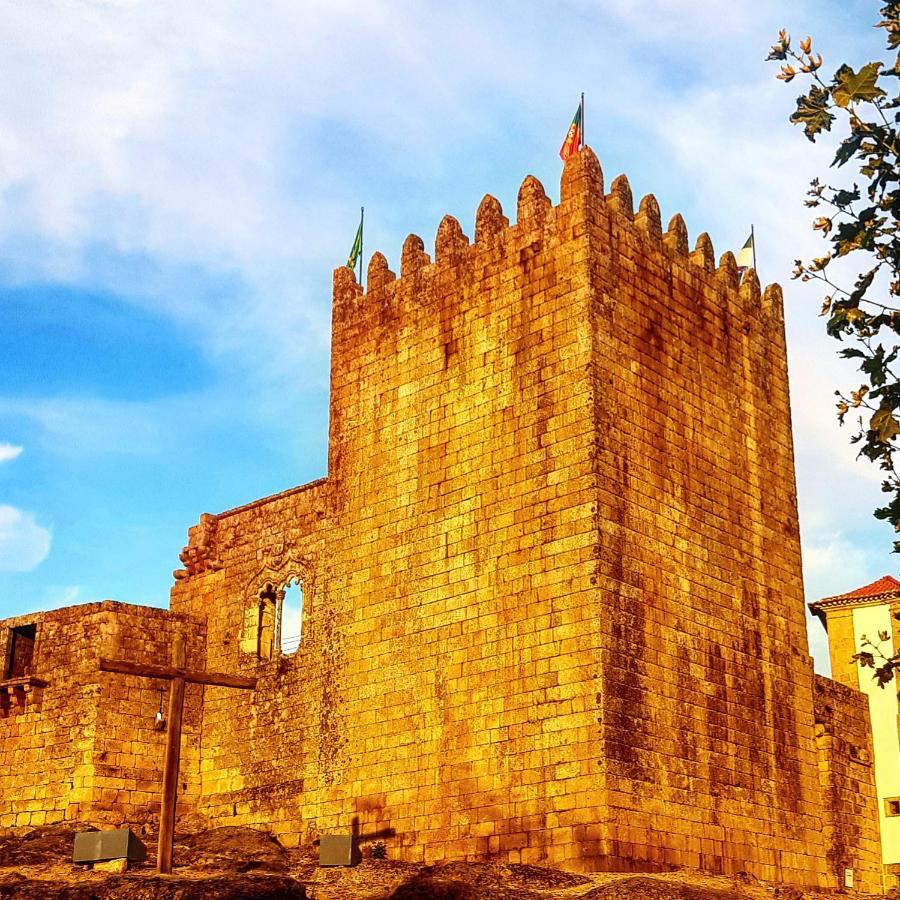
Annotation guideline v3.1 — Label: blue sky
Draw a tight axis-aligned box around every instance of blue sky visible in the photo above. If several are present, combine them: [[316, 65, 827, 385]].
[[0, 0, 888, 673]]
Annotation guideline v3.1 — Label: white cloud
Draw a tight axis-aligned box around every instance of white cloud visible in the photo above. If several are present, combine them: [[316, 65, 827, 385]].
[[0, 505, 51, 572], [49, 585, 81, 606], [802, 532, 880, 676], [803, 533, 876, 602], [0, 443, 22, 464]]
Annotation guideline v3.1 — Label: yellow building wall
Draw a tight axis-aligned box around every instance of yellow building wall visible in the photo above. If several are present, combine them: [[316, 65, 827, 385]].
[[851, 603, 900, 881], [825, 609, 859, 691]]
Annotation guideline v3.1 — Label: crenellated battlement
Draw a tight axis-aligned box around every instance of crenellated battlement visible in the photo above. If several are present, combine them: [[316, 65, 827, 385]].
[[331, 147, 779, 337]]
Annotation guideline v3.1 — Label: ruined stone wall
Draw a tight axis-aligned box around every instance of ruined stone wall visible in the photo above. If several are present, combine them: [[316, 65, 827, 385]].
[[0, 601, 203, 830], [169, 481, 331, 841], [168, 148, 856, 887], [0, 605, 100, 830], [814, 675, 883, 893]]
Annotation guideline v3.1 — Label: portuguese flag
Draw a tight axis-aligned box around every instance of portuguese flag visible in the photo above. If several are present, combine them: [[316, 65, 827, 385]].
[[559, 100, 583, 162]]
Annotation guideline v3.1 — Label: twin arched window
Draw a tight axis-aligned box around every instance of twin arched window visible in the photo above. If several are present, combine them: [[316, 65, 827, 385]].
[[246, 577, 304, 660]]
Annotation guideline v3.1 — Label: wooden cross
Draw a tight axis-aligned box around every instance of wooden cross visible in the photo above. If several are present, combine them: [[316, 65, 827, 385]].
[[99, 635, 256, 873]]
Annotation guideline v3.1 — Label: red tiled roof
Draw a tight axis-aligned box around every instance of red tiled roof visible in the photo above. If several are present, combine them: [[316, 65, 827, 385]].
[[827, 574, 900, 601], [809, 574, 900, 618]]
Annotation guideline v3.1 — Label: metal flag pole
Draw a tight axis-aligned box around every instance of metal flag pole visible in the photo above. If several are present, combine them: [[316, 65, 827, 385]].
[[751, 223, 757, 271], [359, 206, 364, 290], [581, 92, 585, 150]]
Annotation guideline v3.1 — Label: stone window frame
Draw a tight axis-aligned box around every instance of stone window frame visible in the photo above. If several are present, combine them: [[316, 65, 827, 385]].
[[4, 622, 38, 679], [886, 797, 900, 817], [1, 621, 45, 718], [241, 556, 314, 662]]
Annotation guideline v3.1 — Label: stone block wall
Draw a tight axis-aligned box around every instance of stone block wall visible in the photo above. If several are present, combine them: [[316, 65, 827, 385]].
[[0, 601, 204, 830], [577, 165, 825, 879], [0, 605, 97, 829], [814, 674, 883, 893]]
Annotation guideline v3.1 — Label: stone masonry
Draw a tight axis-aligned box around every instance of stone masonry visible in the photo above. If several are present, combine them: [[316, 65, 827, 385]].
[[0, 147, 885, 891], [0, 602, 205, 829]]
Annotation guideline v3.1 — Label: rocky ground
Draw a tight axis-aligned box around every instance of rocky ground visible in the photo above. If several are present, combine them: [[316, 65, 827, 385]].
[[0, 823, 895, 899]]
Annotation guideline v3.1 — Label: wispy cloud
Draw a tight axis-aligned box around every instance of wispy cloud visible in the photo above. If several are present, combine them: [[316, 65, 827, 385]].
[[0, 504, 51, 572], [0, 443, 22, 464], [0, 396, 165, 457], [803, 532, 877, 602], [45, 585, 81, 607]]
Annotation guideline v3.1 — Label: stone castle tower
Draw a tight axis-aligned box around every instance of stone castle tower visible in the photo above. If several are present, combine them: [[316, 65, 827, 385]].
[[0, 147, 884, 891]]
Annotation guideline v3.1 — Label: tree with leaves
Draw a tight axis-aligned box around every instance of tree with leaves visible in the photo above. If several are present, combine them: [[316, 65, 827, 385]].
[[768, 2, 900, 688]]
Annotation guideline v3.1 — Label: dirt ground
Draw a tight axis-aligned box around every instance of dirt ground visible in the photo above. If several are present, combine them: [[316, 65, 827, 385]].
[[0, 823, 894, 899]]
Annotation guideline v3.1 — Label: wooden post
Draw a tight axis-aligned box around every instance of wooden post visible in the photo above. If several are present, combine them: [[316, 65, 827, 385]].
[[99, 638, 255, 874], [158, 635, 185, 875]]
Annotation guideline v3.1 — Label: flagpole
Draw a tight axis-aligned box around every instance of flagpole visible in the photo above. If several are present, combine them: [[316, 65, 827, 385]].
[[359, 206, 364, 290], [580, 92, 585, 150], [751, 223, 756, 271]]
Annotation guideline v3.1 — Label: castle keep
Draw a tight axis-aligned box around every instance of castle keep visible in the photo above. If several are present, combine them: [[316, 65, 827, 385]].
[[0, 148, 885, 891]]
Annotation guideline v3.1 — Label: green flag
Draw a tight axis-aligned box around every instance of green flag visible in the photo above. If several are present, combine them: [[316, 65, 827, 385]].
[[346, 214, 363, 271]]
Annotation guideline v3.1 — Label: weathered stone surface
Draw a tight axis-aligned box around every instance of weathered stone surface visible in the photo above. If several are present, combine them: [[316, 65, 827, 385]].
[[813, 676, 882, 889], [0, 823, 97, 867], [0, 824, 890, 899], [0, 604, 205, 828]]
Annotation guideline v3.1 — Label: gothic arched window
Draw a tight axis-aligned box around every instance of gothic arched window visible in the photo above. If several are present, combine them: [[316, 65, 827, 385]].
[[240, 575, 306, 660]]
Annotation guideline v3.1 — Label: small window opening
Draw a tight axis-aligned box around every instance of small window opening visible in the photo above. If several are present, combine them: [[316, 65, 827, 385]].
[[887, 798, 900, 817], [241, 577, 306, 661], [279, 579, 304, 655], [6, 624, 36, 678]]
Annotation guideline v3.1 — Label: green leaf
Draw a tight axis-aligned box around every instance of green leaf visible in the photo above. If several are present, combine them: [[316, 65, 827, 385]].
[[875, 660, 896, 686], [833, 62, 886, 108], [871, 406, 900, 442], [790, 86, 835, 141], [848, 268, 878, 305], [833, 217, 875, 256], [832, 186, 861, 207], [862, 345, 890, 387], [826, 310, 852, 338], [833, 133, 864, 167]]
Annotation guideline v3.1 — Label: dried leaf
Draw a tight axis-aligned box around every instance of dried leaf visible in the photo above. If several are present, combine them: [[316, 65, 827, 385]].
[[833, 62, 886, 108]]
